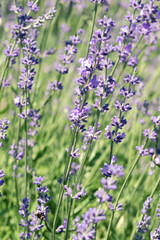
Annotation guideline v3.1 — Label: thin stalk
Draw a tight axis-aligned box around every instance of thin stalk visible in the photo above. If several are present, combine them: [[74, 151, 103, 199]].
[[77, 109, 100, 184], [45, 220, 53, 233], [64, 198, 73, 240], [106, 139, 148, 240], [110, 56, 120, 77], [51, 125, 77, 239], [86, 3, 98, 58], [52, 184, 64, 239], [43, 93, 54, 107], [24, 83, 28, 198], [77, 141, 92, 186], [109, 141, 114, 164], [34, 21, 52, 98], [66, 110, 100, 236], [55, 0, 59, 8], [14, 110, 22, 210]]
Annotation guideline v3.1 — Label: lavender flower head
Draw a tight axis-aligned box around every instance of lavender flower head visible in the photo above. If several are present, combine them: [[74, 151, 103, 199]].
[[19, 177, 50, 239], [0, 170, 5, 197], [72, 207, 106, 239], [99, 158, 124, 211], [0, 118, 10, 147], [135, 197, 153, 240]]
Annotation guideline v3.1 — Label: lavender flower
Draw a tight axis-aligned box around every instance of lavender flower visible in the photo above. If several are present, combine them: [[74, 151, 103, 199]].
[[33, 177, 50, 221], [135, 197, 153, 239], [150, 202, 160, 239], [64, 185, 86, 200], [98, 160, 124, 213], [72, 207, 106, 239], [0, 170, 5, 197], [19, 177, 50, 239], [136, 145, 149, 156], [9, 139, 25, 161], [0, 118, 10, 147]]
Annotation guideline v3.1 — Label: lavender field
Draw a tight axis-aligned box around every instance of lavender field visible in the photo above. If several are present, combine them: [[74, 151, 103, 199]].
[[0, 0, 160, 239]]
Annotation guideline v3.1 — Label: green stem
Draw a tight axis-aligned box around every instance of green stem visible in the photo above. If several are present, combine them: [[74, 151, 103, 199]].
[[110, 56, 120, 77], [106, 139, 148, 240], [51, 185, 64, 239], [14, 110, 22, 210], [45, 220, 53, 233], [55, 0, 59, 8], [109, 141, 114, 164], [24, 84, 28, 198], [86, 3, 98, 58], [64, 198, 73, 240], [51, 125, 77, 239]]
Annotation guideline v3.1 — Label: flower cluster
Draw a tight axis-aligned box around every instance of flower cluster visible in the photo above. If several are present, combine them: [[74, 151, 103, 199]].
[[19, 177, 50, 239], [117, 0, 160, 65], [18, 38, 39, 91], [47, 29, 84, 95], [33, 176, 50, 221], [72, 207, 106, 239], [69, 15, 117, 143], [27, 109, 41, 147], [105, 68, 140, 145], [135, 196, 153, 240], [96, 156, 124, 211], [3, 41, 20, 65], [0, 118, 10, 148]]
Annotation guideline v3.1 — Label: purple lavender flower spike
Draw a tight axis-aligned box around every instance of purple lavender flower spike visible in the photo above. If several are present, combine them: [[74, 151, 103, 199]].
[[73, 207, 106, 239], [150, 225, 160, 240], [135, 196, 153, 239], [0, 118, 10, 143], [141, 197, 153, 214], [0, 170, 5, 197]]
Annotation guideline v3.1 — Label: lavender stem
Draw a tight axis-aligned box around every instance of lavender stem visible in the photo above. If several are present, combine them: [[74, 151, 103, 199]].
[[86, 3, 98, 58], [106, 138, 149, 240], [24, 83, 28, 198]]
